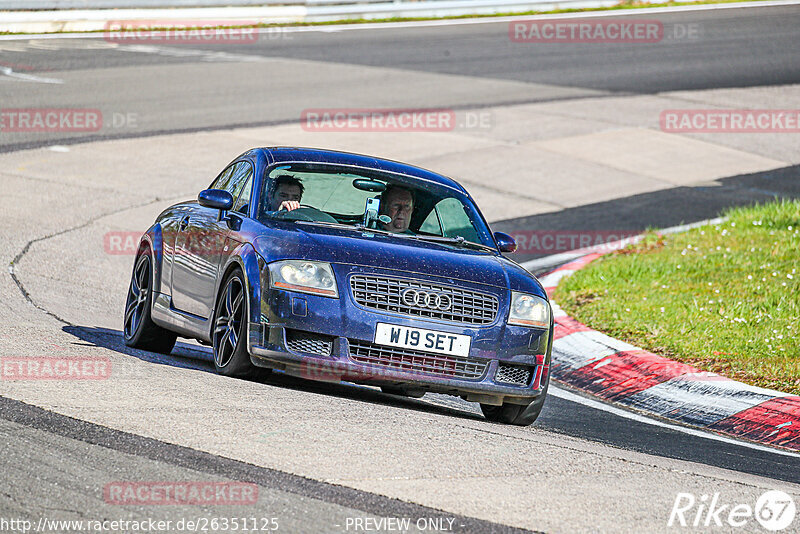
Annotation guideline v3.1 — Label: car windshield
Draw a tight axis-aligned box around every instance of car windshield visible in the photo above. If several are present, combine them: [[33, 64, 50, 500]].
[[257, 163, 496, 249]]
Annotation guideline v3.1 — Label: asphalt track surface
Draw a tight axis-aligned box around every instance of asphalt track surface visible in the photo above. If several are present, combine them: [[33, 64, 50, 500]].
[[2, 4, 800, 532]]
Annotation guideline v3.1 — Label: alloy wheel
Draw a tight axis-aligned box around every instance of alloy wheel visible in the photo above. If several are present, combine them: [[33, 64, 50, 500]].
[[213, 276, 244, 368], [124, 254, 150, 339]]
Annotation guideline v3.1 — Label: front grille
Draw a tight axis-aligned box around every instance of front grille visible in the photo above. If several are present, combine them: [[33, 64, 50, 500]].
[[348, 339, 487, 380], [285, 329, 333, 357], [349, 275, 499, 325], [496, 363, 532, 386]]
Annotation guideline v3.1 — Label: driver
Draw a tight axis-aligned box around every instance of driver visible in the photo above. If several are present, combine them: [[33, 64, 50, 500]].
[[266, 175, 304, 212], [379, 185, 415, 234]]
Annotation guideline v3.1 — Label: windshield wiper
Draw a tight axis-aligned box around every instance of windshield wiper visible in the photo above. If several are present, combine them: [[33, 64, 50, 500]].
[[296, 220, 395, 236], [296, 221, 496, 252], [295, 220, 352, 230], [402, 234, 497, 252]]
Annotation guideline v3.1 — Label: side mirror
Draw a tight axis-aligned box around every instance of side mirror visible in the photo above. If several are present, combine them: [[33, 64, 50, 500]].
[[493, 231, 517, 253], [198, 189, 234, 211]]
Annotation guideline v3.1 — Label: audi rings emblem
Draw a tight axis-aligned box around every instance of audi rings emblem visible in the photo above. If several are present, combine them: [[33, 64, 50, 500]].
[[401, 288, 452, 311]]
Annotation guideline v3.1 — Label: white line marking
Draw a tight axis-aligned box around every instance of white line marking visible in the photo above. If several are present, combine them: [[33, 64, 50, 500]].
[[550, 301, 568, 318], [0, 0, 797, 41], [550, 384, 800, 458], [623, 376, 777, 425], [0, 66, 62, 84], [538, 269, 575, 288], [554, 330, 637, 369], [115, 44, 266, 62]]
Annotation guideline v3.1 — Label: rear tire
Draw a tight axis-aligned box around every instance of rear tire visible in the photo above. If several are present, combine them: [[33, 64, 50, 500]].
[[212, 268, 269, 379], [123, 249, 177, 354], [481, 376, 549, 426]]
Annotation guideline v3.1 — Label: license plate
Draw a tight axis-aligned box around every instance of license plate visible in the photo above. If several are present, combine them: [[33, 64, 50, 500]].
[[373, 323, 471, 357]]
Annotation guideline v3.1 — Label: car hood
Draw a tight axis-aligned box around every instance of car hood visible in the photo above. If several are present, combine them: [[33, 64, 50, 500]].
[[252, 222, 542, 293]]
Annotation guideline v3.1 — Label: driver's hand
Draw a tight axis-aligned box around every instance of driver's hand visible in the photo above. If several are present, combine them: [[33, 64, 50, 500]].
[[278, 200, 301, 211]]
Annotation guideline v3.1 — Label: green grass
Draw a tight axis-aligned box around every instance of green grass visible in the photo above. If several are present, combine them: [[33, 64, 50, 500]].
[[554, 199, 800, 395], [0, 0, 775, 35]]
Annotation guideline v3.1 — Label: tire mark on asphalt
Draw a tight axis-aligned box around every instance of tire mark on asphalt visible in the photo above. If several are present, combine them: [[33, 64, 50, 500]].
[[8, 196, 163, 326]]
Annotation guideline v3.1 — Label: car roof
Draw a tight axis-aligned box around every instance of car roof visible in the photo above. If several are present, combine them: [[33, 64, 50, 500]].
[[259, 147, 467, 193]]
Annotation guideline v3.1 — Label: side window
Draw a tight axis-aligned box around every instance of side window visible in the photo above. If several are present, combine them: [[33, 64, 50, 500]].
[[233, 172, 254, 215], [210, 161, 252, 199], [210, 165, 235, 191], [433, 198, 480, 243], [419, 207, 443, 235], [228, 162, 252, 201]]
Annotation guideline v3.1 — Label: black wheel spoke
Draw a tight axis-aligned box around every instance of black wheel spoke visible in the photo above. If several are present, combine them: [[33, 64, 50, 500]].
[[216, 329, 232, 367], [124, 300, 137, 326], [130, 276, 140, 298], [129, 309, 139, 335], [225, 283, 234, 315], [232, 291, 243, 317], [228, 326, 238, 348], [136, 262, 148, 294]]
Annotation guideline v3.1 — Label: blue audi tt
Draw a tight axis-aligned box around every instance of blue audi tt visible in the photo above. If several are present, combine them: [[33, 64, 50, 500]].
[[124, 147, 553, 425]]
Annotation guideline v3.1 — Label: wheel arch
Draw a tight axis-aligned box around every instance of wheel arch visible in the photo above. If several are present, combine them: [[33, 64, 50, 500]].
[[137, 223, 165, 295], [210, 243, 262, 340]]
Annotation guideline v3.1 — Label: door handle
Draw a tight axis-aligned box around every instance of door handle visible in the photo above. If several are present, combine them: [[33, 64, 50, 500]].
[[179, 215, 190, 231]]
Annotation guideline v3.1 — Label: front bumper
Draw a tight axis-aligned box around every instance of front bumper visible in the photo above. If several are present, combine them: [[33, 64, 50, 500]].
[[247, 266, 552, 405]]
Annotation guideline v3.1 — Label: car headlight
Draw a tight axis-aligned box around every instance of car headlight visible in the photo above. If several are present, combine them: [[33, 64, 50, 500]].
[[508, 291, 550, 328], [268, 260, 338, 298]]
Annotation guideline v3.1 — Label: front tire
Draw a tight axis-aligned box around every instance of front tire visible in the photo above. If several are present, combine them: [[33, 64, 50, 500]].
[[123, 249, 177, 354], [212, 269, 268, 379], [481, 376, 549, 426]]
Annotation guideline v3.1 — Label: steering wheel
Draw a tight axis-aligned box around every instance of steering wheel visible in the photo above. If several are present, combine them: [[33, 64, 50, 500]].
[[272, 206, 338, 223]]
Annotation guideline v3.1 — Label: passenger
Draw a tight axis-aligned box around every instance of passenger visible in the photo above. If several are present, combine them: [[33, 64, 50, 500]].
[[266, 175, 304, 212], [379, 185, 415, 234]]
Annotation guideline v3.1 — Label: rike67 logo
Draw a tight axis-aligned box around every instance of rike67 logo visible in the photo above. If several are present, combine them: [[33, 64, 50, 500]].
[[668, 490, 796, 531]]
